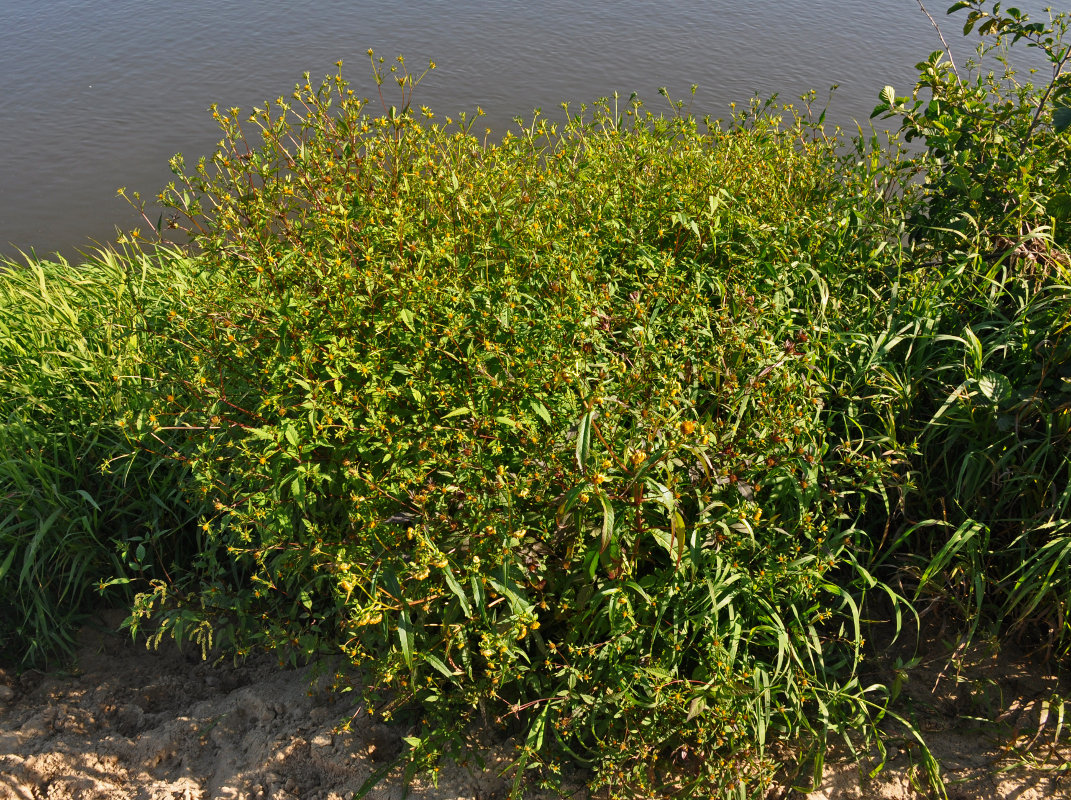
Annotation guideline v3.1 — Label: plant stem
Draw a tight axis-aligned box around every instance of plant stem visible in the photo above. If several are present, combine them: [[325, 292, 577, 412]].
[[916, 0, 962, 81]]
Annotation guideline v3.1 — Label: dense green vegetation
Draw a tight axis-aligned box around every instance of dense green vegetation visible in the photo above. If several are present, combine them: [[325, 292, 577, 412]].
[[2, 3, 1069, 797]]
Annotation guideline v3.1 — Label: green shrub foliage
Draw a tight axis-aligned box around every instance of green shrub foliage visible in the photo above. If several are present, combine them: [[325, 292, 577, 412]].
[[123, 59, 904, 795]]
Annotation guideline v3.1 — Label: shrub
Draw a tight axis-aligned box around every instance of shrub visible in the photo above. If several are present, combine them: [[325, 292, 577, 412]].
[[122, 57, 908, 797], [872, 0, 1071, 249]]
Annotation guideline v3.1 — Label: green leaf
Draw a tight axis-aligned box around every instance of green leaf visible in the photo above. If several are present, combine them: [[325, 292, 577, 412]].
[[441, 406, 473, 419], [649, 527, 677, 560], [290, 473, 305, 501], [529, 399, 552, 426], [596, 491, 615, 554], [398, 607, 414, 669], [583, 548, 599, 581], [1053, 105, 1071, 133], [73, 489, 101, 511], [442, 565, 472, 617], [0, 542, 18, 582], [671, 511, 686, 565], [423, 653, 459, 678], [512, 705, 549, 797], [977, 371, 1012, 404], [575, 411, 594, 470]]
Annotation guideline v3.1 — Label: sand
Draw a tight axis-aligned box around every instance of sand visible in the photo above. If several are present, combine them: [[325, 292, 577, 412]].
[[1, 612, 1067, 800]]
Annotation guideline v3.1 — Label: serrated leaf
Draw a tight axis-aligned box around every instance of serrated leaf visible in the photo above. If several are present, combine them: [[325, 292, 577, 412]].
[[529, 399, 552, 426], [649, 526, 676, 559], [880, 85, 896, 107]]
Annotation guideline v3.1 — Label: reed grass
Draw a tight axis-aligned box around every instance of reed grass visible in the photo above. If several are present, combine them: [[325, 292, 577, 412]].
[[0, 247, 204, 666]]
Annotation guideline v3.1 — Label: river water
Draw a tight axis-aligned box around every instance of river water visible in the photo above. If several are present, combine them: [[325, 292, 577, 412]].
[[0, 0, 1058, 259]]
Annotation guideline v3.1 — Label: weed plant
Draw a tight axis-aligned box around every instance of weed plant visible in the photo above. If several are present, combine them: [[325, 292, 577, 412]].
[[116, 54, 915, 797]]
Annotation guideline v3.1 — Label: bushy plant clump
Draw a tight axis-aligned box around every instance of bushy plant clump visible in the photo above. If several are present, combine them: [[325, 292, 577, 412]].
[[874, 2, 1071, 250], [119, 58, 908, 796]]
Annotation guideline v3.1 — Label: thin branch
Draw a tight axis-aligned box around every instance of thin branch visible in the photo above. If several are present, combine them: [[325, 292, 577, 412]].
[[916, 0, 963, 80], [1020, 45, 1071, 157]]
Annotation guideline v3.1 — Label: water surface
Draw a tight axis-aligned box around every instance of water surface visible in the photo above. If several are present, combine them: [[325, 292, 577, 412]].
[[0, 0, 1056, 258]]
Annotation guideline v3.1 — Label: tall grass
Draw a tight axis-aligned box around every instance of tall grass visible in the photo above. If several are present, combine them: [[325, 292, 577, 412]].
[[859, 228, 1071, 655], [866, 0, 1071, 657], [0, 247, 203, 666]]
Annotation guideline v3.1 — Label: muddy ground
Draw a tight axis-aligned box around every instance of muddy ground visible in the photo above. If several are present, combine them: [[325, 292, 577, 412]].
[[0, 612, 1067, 799]]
